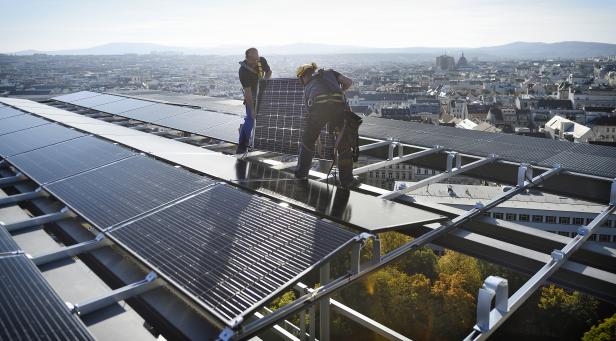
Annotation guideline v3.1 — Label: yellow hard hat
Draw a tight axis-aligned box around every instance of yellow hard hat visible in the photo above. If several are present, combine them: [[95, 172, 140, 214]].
[[296, 62, 317, 78]]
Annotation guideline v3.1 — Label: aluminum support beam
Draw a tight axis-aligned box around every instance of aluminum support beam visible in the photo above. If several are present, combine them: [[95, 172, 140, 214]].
[[69, 272, 160, 316], [465, 179, 616, 341], [379, 154, 499, 200], [0, 187, 47, 208], [351, 146, 442, 176], [32, 233, 110, 266], [358, 140, 393, 152], [1, 207, 74, 232], [0, 172, 28, 188]]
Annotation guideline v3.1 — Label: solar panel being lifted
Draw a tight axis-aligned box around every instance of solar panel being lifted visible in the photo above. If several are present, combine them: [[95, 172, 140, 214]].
[[0, 114, 50, 136], [8, 135, 135, 184], [254, 78, 335, 159], [108, 183, 356, 326], [0, 123, 85, 158], [44, 155, 214, 230], [0, 254, 94, 341]]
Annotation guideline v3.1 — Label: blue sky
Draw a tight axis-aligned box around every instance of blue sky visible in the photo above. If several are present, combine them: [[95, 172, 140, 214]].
[[1, 0, 615, 52]]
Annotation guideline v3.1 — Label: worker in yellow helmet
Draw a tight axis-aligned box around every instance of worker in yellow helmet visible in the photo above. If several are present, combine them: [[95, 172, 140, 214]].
[[295, 63, 360, 189]]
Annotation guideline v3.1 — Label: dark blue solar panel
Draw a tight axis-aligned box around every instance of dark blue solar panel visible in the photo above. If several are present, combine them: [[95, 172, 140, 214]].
[[109, 184, 356, 325], [0, 255, 94, 341], [44, 155, 214, 230], [0, 124, 85, 158]]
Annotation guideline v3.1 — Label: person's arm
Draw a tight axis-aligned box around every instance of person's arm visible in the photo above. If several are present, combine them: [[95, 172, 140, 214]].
[[337, 73, 353, 92], [262, 58, 272, 79], [243, 88, 255, 117]]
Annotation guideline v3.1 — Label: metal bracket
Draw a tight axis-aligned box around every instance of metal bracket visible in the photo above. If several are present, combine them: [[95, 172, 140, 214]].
[[446, 151, 462, 172], [517, 164, 532, 187], [70, 271, 160, 316], [610, 178, 616, 205], [1, 207, 74, 233], [32, 233, 109, 266], [0, 187, 47, 208], [0, 172, 28, 188], [475, 276, 509, 333]]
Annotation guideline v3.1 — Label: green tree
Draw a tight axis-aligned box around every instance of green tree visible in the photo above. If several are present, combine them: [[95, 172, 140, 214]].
[[583, 313, 616, 341], [430, 272, 477, 340], [537, 284, 599, 339], [436, 250, 483, 294]]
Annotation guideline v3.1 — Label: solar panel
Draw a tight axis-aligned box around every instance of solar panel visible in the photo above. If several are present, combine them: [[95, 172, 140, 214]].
[[108, 184, 356, 325], [8, 136, 136, 184], [92, 98, 155, 115], [155, 110, 243, 139], [0, 114, 50, 136], [199, 120, 243, 143], [0, 106, 25, 120], [44, 155, 214, 230], [0, 123, 85, 158], [0, 254, 94, 341], [117, 103, 195, 122], [235, 161, 446, 232], [71, 94, 124, 108], [360, 116, 616, 178], [52, 91, 101, 103], [254, 78, 335, 159], [0, 227, 20, 255]]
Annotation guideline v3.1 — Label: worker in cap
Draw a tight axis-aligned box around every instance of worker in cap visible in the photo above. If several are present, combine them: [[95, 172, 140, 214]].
[[237, 47, 272, 154], [295, 62, 360, 189]]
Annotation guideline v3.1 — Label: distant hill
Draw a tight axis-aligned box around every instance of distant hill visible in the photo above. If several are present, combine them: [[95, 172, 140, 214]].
[[11, 41, 616, 60]]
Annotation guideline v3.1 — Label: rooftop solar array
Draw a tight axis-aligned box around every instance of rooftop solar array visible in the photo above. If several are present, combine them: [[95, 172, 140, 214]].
[[51, 92, 243, 143], [44, 155, 214, 230], [0, 114, 50, 136], [360, 117, 616, 178], [0, 254, 94, 341], [8, 135, 136, 184], [254, 78, 335, 159], [108, 183, 357, 325], [0, 123, 85, 158], [0, 98, 366, 330]]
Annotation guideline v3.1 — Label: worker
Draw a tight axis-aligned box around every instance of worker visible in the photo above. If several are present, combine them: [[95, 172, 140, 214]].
[[295, 63, 360, 189], [237, 47, 272, 154]]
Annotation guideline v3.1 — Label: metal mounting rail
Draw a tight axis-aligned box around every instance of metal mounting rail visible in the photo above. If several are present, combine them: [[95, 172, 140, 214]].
[[32, 233, 110, 266], [350, 146, 442, 176], [220, 165, 563, 340], [0, 187, 48, 209], [464, 178, 616, 341], [0, 172, 28, 188], [358, 139, 394, 152], [68, 272, 161, 316], [1, 207, 74, 232], [379, 154, 499, 200]]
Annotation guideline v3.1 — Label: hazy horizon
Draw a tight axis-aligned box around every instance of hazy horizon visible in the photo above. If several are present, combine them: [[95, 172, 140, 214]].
[[1, 0, 615, 53]]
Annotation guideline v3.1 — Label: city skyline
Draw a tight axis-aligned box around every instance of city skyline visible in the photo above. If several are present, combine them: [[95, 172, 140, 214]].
[[1, 0, 615, 53]]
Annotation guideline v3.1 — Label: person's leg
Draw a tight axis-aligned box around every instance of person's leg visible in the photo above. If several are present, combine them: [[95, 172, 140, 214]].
[[236, 106, 254, 154], [295, 108, 328, 179], [330, 105, 355, 187]]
